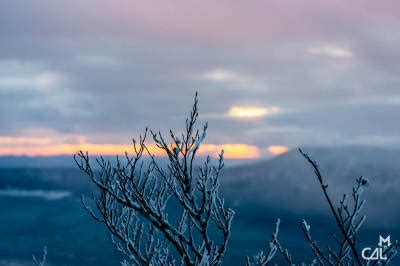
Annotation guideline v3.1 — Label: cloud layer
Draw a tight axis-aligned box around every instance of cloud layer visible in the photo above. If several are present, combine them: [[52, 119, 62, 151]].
[[1, 1, 400, 158]]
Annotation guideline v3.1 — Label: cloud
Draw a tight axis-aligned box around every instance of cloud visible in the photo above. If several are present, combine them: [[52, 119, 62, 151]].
[[1, 0, 400, 156], [308, 45, 353, 59], [0, 136, 54, 145], [0, 60, 65, 90], [201, 68, 250, 83], [0, 71, 62, 90]]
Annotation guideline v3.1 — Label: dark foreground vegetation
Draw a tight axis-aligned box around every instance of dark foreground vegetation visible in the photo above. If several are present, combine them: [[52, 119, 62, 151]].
[[73, 94, 399, 265]]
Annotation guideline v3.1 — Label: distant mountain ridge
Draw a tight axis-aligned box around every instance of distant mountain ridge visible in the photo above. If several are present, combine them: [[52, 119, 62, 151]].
[[1, 146, 400, 264], [221, 146, 400, 227], [0, 155, 76, 168], [0, 155, 252, 168], [1, 146, 400, 227]]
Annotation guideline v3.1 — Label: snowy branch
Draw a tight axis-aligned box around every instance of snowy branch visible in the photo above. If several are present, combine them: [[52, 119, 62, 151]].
[[75, 93, 234, 265]]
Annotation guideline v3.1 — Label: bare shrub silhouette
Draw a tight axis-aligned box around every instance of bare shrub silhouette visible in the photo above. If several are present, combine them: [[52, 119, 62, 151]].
[[247, 149, 400, 265], [74, 93, 234, 265], [76, 94, 399, 265]]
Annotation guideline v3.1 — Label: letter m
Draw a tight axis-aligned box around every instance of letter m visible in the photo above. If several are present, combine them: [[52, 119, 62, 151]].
[[379, 235, 391, 247]]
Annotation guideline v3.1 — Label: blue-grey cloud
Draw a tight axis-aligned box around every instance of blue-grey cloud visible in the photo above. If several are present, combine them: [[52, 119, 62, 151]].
[[0, 0, 400, 154]]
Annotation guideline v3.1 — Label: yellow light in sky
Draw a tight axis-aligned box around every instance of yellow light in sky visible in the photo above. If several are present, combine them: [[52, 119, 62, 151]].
[[267, 145, 289, 156], [200, 144, 260, 159], [228, 106, 279, 119], [0, 136, 261, 159]]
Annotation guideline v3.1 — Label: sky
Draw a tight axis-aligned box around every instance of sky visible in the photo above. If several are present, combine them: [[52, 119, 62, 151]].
[[0, 0, 400, 159]]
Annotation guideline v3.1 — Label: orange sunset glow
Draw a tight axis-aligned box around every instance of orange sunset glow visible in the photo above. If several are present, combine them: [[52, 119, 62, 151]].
[[0, 136, 291, 159], [0, 142, 290, 159], [267, 145, 289, 156], [0, 136, 264, 159]]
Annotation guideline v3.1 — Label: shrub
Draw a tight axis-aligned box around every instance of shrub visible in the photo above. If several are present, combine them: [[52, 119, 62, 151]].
[[75, 93, 234, 265], [76, 94, 399, 265]]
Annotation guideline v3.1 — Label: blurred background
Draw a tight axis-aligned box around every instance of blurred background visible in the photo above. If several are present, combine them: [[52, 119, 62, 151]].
[[0, 1, 400, 265]]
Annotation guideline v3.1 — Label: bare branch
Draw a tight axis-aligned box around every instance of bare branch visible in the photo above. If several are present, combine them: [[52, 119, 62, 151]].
[[75, 93, 233, 265]]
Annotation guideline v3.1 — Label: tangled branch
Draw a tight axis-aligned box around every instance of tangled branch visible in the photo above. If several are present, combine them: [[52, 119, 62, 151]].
[[75, 93, 234, 265]]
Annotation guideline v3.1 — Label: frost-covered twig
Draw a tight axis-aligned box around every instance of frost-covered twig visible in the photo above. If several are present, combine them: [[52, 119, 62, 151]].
[[371, 240, 400, 266], [300, 219, 334, 265], [299, 148, 365, 265], [75, 93, 234, 265], [246, 219, 293, 265], [252, 149, 399, 265], [299, 149, 400, 266], [32, 246, 47, 266]]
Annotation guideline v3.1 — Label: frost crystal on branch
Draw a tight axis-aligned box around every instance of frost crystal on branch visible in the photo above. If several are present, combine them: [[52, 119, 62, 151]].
[[75, 93, 234, 265]]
